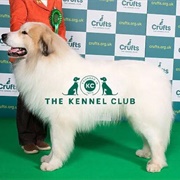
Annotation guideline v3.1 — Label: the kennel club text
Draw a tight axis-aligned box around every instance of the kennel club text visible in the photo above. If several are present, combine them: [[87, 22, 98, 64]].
[[45, 75, 136, 105], [45, 97, 136, 105]]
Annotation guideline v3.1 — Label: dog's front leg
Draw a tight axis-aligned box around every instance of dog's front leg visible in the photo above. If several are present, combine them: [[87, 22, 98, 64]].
[[40, 121, 76, 171], [41, 151, 52, 163], [76, 88, 78, 95], [102, 87, 105, 95]]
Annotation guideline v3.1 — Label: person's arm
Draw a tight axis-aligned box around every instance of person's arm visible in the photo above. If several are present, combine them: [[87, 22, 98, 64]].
[[9, 0, 27, 31]]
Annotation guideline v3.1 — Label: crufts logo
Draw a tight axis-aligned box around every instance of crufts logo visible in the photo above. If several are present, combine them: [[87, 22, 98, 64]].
[[91, 15, 111, 28], [119, 39, 139, 52], [0, 78, 16, 91], [68, 36, 81, 49], [176, 90, 180, 97], [121, 0, 141, 7], [158, 62, 169, 74], [63, 0, 83, 3], [152, 19, 171, 32]]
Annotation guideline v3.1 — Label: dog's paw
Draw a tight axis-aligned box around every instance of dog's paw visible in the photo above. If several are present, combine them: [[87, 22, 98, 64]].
[[146, 160, 167, 173], [136, 149, 151, 159], [146, 163, 161, 173], [41, 155, 51, 163], [40, 162, 62, 171]]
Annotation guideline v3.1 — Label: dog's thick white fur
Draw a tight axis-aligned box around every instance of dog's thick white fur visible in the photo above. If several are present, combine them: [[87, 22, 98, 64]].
[[3, 22, 173, 172]]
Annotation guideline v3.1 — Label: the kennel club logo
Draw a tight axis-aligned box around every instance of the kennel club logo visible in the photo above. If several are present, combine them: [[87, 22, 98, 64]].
[[45, 76, 136, 106], [80, 75, 100, 95], [63, 75, 118, 96]]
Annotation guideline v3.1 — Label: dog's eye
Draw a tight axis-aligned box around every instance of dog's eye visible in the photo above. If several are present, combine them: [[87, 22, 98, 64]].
[[22, 31, 28, 35]]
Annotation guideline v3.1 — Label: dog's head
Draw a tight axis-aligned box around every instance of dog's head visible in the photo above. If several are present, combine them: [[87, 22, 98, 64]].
[[100, 77, 107, 82], [1, 22, 54, 59], [73, 77, 80, 82]]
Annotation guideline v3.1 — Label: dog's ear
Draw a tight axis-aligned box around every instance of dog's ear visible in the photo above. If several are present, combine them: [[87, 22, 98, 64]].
[[39, 34, 53, 56]]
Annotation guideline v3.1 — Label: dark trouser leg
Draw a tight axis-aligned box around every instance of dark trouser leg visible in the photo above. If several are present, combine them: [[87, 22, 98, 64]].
[[16, 96, 47, 145]]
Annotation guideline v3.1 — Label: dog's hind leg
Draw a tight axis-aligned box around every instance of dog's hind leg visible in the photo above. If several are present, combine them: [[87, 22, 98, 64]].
[[133, 118, 170, 173], [145, 112, 172, 172], [40, 120, 76, 171], [134, 126, 167, 172], [143, 130, 168, 173], [136, 136, 151, 159], [130, 110, 172, 173]]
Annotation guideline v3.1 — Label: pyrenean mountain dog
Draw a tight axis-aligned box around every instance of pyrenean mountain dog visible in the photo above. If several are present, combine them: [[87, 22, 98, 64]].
[[1, 22, 173, 172]]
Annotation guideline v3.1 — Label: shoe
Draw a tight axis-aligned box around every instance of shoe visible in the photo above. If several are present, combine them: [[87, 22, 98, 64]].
[[21, 143, 39, 154], [36, 140, 51, 150]]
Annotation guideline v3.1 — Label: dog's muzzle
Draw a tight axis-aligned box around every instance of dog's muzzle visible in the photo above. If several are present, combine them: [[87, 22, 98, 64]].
[[1, 33, 27, 58]]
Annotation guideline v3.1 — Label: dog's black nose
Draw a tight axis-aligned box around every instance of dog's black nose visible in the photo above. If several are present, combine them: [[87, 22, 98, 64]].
[[1, 33, 8, 42]]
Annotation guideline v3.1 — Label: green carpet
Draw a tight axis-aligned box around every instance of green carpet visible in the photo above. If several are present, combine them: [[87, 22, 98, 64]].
[[0, 118, 179, 180]]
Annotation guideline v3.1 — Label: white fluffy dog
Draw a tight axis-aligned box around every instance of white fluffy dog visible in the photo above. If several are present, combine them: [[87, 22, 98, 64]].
[[1, 22, 173, 172]]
